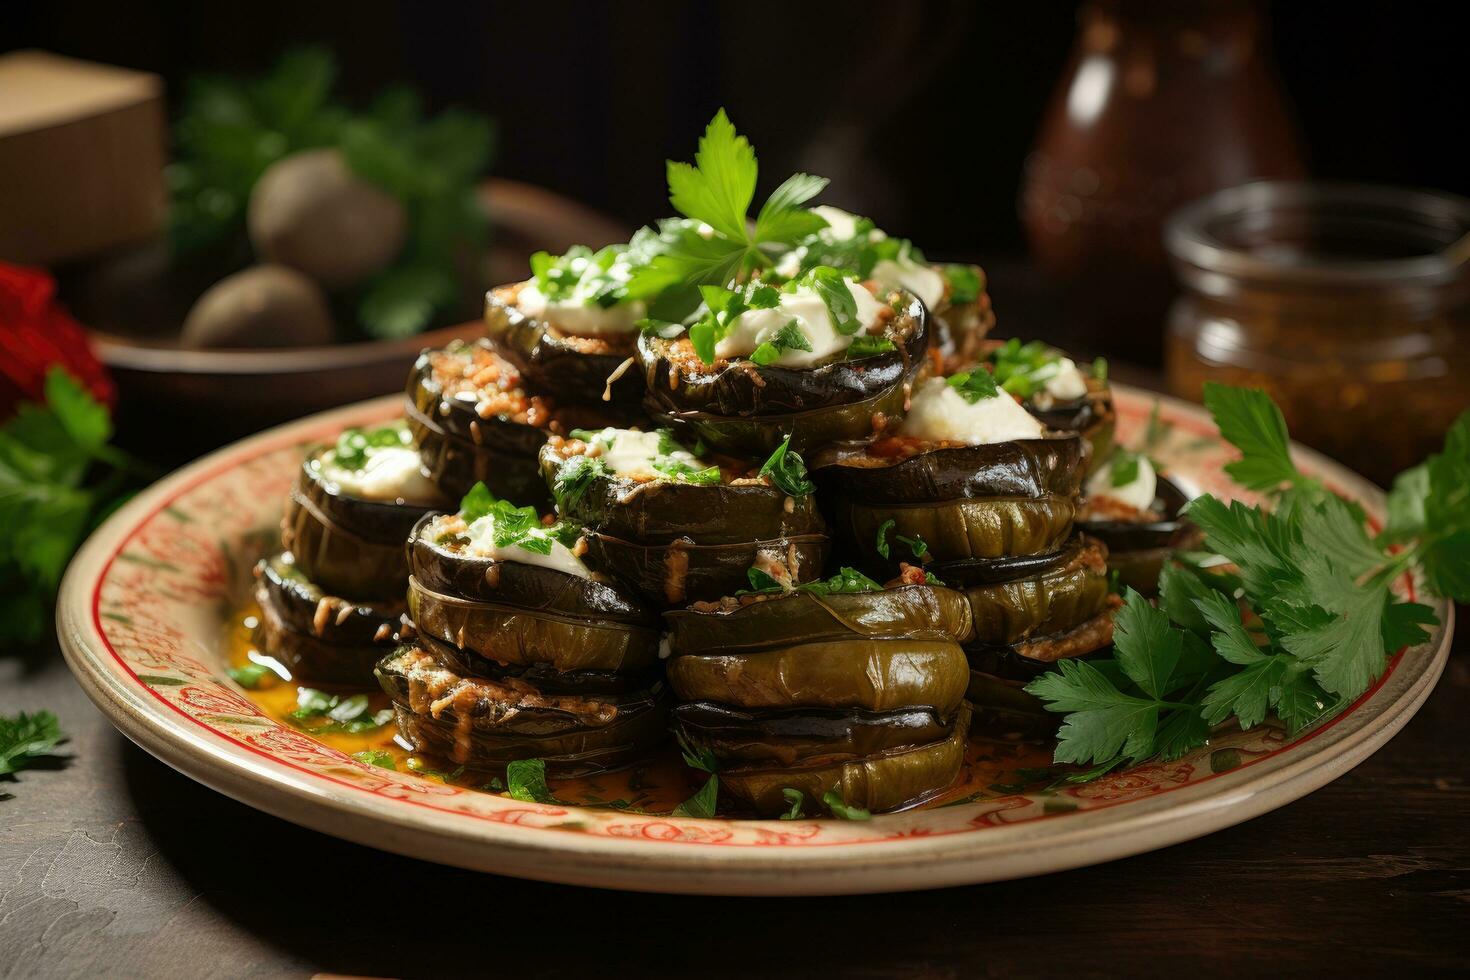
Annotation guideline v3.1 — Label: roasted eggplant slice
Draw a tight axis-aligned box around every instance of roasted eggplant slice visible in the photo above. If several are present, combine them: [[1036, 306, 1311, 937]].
[[667, 638, 970, 714], [485, 284, 644, 406], [406, 504, 660, 672], [963, 611, 1118, 736], [584, 532, 830, 609], [717, 704, 970, 817], [674, 702, 956, 769], [378, 646, 668, 775], [1079, 472, 1200, 594], [282, 422, 446, 599], [407, 400, 555, 508], [814, 435, 1085, 567], [960, 535, 1114, 646], [638, 288, 929, 456], [539, 434, 825, 545], [255, 552, 402, 646], [413, 631, 659, 697], [253, 577, 387, 686]]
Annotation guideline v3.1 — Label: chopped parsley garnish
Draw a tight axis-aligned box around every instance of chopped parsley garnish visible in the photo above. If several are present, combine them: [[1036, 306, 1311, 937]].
[[758, 435, 815, 497], [845, 335, 897, 359], [946, 369, 1001, 403], [353, 750, 397, 770], [624, 110, 828, 299], [1, 710, 66, 778], [746, 566, 785, 592], [1025, 385, 1469, 773], [456, 481, 571, 556], [877, 519, 931, 561], [529, 244, 630, 309], [943, 264, 984, 305], [672, 730, 720, 818], [552, 456, 609, 512], [651, 458, 722, 484], [750, 318, 813, 366], [1092, 357, 1109, 381], [328, 422, 410, 472], [288, 689, 393, 734], [805, 265, 862, 336], [780, 788, 806, 820], [1109, 450, 1143, 489], [984, 338, 1073, 400], [822, 789, 871, 821], [742, 565, 885, 597], [505, 758, 557, 803], [228, 662, 278, 689]]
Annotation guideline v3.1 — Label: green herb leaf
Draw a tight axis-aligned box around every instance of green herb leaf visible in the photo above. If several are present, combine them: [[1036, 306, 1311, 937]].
[[228, 663, 276, 689], [758, 436, 816, 497], [458, 481, 496, 523], [821, 788, 871, 821], [673, 775, 719, 818], [845, 335, 897, 359], [666, 109, 756, 242], [942, 264, 983, 305], [946, 369, 1000, 403], [772, 318, 813, 353], [505, 758, 557, 803], [1109, 450, 1142, 489], [875, 519, 896, 559], [779, 787, 806, 820], [1202, 382, 1315, 494], [0, 711, 66, 777], [807, 266, 862, 335], [353, 749, 397, 770]]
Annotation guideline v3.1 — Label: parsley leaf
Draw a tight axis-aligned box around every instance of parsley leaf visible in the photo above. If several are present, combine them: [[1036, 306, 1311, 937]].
[[943, 264, 983, 305], [353, 749, 397, 770], [984, 339, 1069, 399], [505, 758, 557, 803], [846, 335, 897, 359], [758, 435, 816, 496], [552, 456, 609, 513], [456, 481, 569, 557], [666, 108, 755, 241], [946, 369, 1001, 403], [1110, 450, 1142, 489], [821, 789, 871, 821], [806, 266, 862, 335], [1203, 382, 1320, 494], [228, 663, 278, 689], [779, 787, 806, 820], [673, 775, 720, 818], [875, 518, 896, 559], [0, 711, 66, 777]]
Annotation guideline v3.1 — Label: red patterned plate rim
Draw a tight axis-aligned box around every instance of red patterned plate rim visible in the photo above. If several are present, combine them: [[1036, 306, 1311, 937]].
[[55, 385, 1453, 895]]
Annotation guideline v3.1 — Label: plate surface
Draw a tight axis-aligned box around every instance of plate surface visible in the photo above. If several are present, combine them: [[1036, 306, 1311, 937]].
[[56, 385, 1453, 895]]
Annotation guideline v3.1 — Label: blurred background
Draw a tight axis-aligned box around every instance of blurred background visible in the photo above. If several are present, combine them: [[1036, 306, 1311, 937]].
[[4, 0, 1468, 481]]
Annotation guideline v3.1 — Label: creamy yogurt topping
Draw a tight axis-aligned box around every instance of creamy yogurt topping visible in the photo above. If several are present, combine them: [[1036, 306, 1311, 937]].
[[898, 377, 1045, 444], [320, 446, 440, 504], [1042, 357, 1090, 401], [777, 206, 945, 310], [1087, 454, 1158, 512], [581, 427, 709, 480], [456, 513, 590, 579], [714, 279, 885, 368], [516, 282, 646, 337]]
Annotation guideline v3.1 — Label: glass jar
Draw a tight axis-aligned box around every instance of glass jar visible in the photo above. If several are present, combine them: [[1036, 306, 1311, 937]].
[[1165, 182, 1470, 484]]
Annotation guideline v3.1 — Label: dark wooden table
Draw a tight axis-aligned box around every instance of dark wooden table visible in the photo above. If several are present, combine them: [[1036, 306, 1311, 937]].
[[2, 622, 1466, 978]]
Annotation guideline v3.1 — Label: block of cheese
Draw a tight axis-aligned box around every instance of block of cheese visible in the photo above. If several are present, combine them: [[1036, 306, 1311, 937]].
[[0, 50, 167, 265]]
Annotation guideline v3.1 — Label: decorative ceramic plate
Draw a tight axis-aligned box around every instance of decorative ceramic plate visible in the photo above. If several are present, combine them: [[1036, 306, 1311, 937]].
[[56, 386, 1453, 896]]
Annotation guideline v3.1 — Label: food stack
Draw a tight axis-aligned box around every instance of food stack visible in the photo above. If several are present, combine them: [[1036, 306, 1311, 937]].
[[257, 420, 446, 684], [374, 490, 668, 775]]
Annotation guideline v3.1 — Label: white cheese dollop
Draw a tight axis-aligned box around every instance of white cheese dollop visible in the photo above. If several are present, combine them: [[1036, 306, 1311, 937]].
[[516, 283, 645, 337], [871, 255, 944, 312], [1043, 357, 1090, 401], [321, 447, 440, 504], [715, 280, 885, 368], [898, 378, 1045, 444], [460, 514, 590, 579], [583, 428, 706, 480], [1087, 454, 1158, 512]]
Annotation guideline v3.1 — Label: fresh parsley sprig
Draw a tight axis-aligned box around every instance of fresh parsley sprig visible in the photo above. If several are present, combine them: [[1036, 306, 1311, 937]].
[[1025, 385, 1466, 772], [946, 369, 1001, 403], [0, 711, 66, 779], [758, 436, 816, 497], [458, 482, 573, 556], [672, 729, 720, 818], [626, 110, 828, 298]]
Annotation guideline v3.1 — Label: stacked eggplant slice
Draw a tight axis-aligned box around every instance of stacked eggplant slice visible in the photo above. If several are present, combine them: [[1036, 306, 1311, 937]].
[[377, 488, 668, 775], [539, 428, 829, 607], [812, 365, 1119, 739], [637, 282, 931, 456], [973, 339, 1116, 474], [259, 420, 447, 684], [405, 339, 634, 508], [665, 570, 975, 816]]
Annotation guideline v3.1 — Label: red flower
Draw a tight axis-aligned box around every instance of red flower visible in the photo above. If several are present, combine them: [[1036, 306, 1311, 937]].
[[0, 262, 115, 420]]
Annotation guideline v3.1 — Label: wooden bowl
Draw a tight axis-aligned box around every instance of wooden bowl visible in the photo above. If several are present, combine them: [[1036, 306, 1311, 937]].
[[80, 178, 628, 464]]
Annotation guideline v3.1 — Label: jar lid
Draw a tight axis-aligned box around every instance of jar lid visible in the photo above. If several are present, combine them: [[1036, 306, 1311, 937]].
[[1165, 181, 1470, 291]]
